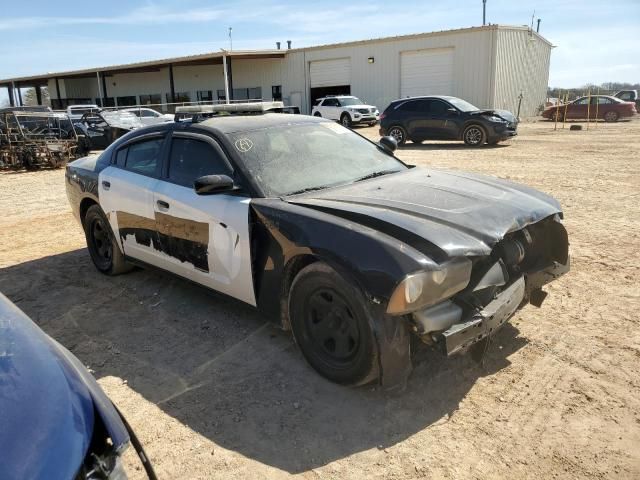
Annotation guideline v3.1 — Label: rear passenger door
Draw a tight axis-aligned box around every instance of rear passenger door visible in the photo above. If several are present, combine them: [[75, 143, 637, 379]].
[[151, 132, 256, 306], [398, 99, 430, 140], [98, 133, 167, 266]]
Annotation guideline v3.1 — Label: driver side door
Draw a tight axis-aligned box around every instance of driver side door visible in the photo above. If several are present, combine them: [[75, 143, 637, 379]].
[[151, 132, 256, 306]]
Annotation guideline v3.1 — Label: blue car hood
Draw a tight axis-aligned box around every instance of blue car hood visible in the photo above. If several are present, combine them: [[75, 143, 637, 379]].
[[0, 293, 129, 480]]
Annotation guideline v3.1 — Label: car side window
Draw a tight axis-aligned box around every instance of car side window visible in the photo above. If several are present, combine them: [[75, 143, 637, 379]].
[[594, 97, 612, 105], [323, 98, 338, 107], [141, 110, 157, 117], [124, 138, 163, 176], [574, 98, 589, 105], [398, 100, 430, 112], [619, 92, 631, 101], [429, 100, 448, 115], [115, 147, 127, 167], [168, 138, 231, 188]]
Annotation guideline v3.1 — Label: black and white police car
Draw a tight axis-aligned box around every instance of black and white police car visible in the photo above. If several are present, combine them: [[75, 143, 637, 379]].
[[66, 102, 569, 388]]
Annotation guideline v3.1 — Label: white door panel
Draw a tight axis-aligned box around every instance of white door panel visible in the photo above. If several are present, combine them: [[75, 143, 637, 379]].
[[98, 166, 161, 265], [152, 182, 256, 306], [310, 58, 351, 88], [400, 48, 454, 98]]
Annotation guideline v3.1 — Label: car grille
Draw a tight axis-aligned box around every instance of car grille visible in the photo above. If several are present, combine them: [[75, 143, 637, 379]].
[[357, 108, 370, 114]]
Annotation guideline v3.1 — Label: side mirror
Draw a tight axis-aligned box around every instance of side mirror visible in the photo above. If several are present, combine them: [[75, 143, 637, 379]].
[[379, 135, 397, 153], [446, 108, 459, 115], [194, 174, 235, 195]]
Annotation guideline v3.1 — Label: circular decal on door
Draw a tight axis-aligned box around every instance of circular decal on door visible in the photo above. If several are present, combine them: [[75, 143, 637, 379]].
[[234, 138, 254, 153]]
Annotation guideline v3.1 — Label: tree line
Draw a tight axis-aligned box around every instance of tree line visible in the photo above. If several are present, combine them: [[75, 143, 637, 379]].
[[547, 82, 640, 100]]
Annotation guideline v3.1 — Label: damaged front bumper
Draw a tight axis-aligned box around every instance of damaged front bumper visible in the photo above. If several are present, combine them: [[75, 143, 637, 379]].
[[411, 258, 570, 356], [440, 276, 525, 355]]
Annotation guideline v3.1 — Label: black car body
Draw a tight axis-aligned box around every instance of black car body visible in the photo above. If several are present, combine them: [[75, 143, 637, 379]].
[[65, 113, 568, 389], [379, 95, 518, 146]]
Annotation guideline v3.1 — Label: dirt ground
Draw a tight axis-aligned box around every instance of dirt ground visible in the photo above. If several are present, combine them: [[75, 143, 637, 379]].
[[1, 118, 639, 479]]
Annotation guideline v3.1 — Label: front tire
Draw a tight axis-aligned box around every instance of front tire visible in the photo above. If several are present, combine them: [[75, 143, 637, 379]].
[[289, 262, 378, 386], [340, 113, 352, 128], [604, 111, 619, 122], [463, 124, 487, 146], [313, 112, 322, 117], [388, 125, 407, 146], [83, 205, 132, 275]]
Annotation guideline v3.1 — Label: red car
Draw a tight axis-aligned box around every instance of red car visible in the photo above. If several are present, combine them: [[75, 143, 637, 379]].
[[542, 95, 637, 122]]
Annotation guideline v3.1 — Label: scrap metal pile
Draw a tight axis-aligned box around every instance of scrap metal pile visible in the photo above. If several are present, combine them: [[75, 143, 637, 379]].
[[0, 110, 80, 170]]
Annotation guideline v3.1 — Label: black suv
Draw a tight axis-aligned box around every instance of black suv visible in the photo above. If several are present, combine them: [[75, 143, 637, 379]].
[[379, 95, 518, 147]]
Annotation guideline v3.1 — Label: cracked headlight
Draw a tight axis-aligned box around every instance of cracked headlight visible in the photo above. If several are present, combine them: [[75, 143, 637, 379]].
[[487, 115, 507, 123], [386, 258, 472, 315]]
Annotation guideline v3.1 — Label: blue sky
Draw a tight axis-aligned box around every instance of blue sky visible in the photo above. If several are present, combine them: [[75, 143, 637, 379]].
[[1, 0, 639, 104]]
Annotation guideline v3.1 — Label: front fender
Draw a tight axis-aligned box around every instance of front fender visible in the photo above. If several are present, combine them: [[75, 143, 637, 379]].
[[250, 199, 430, 321]]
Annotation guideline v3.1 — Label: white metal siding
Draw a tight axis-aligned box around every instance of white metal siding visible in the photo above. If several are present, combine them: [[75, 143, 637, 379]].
[[287, 28, 494, 113], [309, 58, 351, 88], [400, 48, 454, 97], [492, 28, 552, 117]]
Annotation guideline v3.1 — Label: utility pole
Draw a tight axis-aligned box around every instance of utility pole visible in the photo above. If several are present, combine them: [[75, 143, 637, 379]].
[[228, 27, 233, 51], [483, 0, 487, 26]]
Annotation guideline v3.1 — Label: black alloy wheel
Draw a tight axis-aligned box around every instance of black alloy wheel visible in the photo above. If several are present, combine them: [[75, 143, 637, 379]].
[[463, 124, 486, 146], [388, 126, 407, 146]]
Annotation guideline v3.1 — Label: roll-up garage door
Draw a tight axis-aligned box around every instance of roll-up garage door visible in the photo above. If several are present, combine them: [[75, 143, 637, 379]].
[[400, 48, 454, 98], [310, 58, 351, 88]]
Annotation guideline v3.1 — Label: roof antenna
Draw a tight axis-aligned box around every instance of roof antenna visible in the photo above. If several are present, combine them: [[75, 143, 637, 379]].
[[482, 0, 487, 26]]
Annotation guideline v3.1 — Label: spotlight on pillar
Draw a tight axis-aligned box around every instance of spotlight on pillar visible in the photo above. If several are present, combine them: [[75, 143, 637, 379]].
[[367, 57, 375, 64]]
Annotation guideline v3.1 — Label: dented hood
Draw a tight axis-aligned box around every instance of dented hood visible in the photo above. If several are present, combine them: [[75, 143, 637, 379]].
[[287, 168, 562, 257]]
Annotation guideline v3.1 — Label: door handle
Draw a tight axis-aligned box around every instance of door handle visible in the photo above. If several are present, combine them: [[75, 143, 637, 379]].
[[157, 200, 170, 209], [102, 180, 110, 190]]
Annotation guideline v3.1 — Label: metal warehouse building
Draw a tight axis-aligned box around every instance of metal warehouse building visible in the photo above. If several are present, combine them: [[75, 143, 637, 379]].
[[0, 25, 552, 117]]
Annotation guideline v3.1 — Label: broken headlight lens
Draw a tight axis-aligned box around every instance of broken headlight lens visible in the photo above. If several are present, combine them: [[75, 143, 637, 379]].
[[386, 258, 472, 315], [487, 115, 507, 123]]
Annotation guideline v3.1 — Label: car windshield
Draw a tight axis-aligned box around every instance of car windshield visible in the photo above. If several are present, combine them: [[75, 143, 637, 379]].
[[229, 122, 406, 197], [338, 97, 364, 106], [446, 97, 479, 112]]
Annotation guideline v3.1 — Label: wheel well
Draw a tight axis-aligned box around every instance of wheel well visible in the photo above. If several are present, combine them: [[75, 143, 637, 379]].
[[79, 197, 98, 224], [279, 254, 318, 330]]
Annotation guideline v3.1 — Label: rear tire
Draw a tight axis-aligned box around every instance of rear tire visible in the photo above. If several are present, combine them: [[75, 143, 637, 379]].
[[83, 205, 132, 275], [388, 125, 407, 146], [463, 124, 487, 147], [289, 262, 378, 386], [604, 111, 618, 122]]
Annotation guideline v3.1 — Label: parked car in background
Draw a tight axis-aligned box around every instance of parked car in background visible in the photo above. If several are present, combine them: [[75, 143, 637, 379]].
[[613, 90, 640, 110], [66, 104, 101, 121], [0, 293, 156, 480], [123, 107, 174, 125], [65, 107, 569, 389], [312, 95, 379, 127], [542, 95, 637, 122], [379, 95, 518, 147], [74, 110, 144, 152]]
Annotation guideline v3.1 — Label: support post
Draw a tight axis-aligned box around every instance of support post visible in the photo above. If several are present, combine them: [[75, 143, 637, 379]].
[[96, 72, 104, 108], [16, 83, 23, 106], [35, 85, 42, 105], [222, 54, 230, 104], [8, 84, 15, 107], [169, 64, 176, 104], [55, 78, 62, 109], [227, 56, 234, 101], [102, 73, 108, 107]]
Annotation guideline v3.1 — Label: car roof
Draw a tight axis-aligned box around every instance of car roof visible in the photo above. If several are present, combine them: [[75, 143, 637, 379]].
[[197, 112, 326, 134], [391, 95, 458, 103]]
